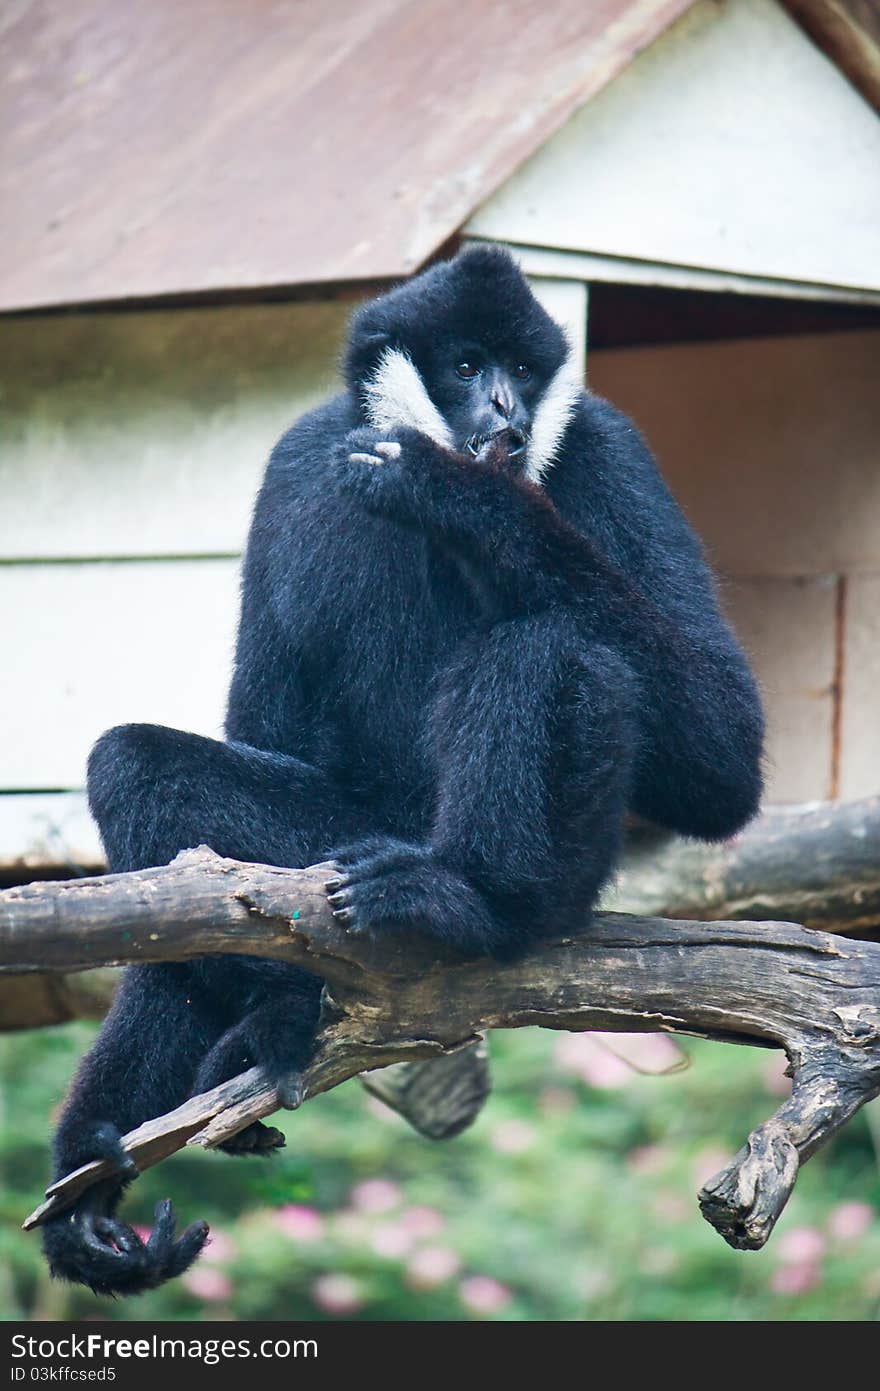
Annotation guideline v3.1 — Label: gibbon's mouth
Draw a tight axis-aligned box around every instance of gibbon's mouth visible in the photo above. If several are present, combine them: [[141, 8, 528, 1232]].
[[466, 426, 528, 460]]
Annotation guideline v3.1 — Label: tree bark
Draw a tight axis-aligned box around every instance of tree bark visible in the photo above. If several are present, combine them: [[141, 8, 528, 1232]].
[[4, 798, 877, 1034], [607, 795, 880, 932], [3, 846, 879, 1251]]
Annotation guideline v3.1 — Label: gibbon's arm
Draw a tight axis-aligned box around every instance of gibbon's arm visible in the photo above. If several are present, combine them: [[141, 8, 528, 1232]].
[[339, 423, 703, 644], [339, 419, 764, 838], [338, 424, 627, 620]]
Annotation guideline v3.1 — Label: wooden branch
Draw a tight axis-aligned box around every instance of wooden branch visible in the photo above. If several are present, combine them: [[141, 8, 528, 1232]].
[[3, 847, 879, 1250], [607, 796, 880, 933], [4, 798, 877, 1036]]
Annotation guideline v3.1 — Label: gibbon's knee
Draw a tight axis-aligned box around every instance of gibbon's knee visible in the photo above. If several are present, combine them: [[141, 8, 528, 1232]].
[[88, 722, 181, 799], [87, 723, 201, 872]]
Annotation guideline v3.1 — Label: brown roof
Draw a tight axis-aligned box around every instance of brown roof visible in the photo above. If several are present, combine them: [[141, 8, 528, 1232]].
[[0, 0, 695, 311], [2, 0, 876, 313]]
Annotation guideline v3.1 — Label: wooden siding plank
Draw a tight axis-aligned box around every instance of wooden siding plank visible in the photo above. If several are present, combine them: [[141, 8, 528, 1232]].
[[0, 302, 349, 561], [494, 242, 880, 306], [528, 278, 588, 368], [722, 576, 837, 804], [588, 331, 880, 579], [839, 573, 880, 800], [0, 560, 239, 789]]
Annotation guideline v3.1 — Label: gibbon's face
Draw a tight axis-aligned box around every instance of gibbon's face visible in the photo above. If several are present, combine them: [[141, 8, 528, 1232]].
[[347, 246, 583, 483], [423, 343, 544, 463]]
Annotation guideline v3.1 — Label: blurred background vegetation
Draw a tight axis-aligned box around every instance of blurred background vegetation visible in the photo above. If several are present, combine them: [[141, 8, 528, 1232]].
[[2, 1023, 878, 1321]]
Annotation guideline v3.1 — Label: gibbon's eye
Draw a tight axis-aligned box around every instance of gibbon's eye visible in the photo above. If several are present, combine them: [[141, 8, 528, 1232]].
[[513, 363, 532, 381], [456, 361, 479, 379]]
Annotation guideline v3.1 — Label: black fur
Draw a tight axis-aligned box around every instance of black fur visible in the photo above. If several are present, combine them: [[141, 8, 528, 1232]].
[[43, 246, 763, 1295]]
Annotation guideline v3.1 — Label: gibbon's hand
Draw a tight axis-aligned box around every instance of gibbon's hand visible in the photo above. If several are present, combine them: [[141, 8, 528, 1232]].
[[337, 423, 534, 531], [337, 425, 457, 518]]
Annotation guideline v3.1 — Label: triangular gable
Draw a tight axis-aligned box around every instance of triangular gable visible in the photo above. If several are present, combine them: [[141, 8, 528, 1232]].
[[467, 0, 880, 294]]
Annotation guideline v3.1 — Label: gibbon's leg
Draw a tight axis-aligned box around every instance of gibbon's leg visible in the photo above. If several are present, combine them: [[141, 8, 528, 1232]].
[[87, 721, 371, 1111], [42, 964, 223, 1296], [190, 963, 324, 1112], [328, 614, 638, 956], [87, 722, 367, 875], [88, 722, 367, 1125]]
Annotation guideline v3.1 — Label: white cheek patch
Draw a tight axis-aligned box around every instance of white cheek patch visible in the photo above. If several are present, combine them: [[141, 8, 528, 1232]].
[[363, 348, 454, 450], [525, 354, 583, 485], [363, 344, 582, 486]]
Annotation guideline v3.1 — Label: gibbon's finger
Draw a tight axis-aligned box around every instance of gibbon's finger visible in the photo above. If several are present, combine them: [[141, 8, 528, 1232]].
[[81, 1217, 130, 1262], [374, 441, 402, 459], [145, 1198, 178, 1254], [92, 1218, 145, 1255], [348, 451, 383, 466], [165, 1221, 212, 1280]]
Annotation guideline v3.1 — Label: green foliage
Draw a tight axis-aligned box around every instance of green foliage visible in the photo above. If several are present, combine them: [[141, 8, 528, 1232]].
[[1, 1022, 878, 1321]]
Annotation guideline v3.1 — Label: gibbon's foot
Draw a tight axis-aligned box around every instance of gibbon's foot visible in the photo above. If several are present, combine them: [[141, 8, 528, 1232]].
[[58, 1119, 139, 1184], [218, 1120, 287, 1156], [43, 1194, 209, 1297], [193, 1023, 309, 1111], [325, 837, 507, 956]]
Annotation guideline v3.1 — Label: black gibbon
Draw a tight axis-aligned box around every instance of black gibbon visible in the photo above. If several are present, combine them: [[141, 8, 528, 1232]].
[[43, 246, 763, 1295]]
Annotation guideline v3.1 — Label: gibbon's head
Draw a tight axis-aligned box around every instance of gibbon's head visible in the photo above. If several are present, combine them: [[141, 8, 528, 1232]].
[[344, 246, 582, 483]]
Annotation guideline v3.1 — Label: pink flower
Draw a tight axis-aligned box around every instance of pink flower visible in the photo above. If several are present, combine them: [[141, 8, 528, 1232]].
[[627, 1144, 668, 1176], [276, 1204, 325, 1242], [777, 1226, 825, 1264], [202, 1229, 235, 1264], [591, 1031, 687, 1075], [554, 1034, 632, 1089], [489, 1119, 536, 1154], [370, 1222, 414, 1259], [692, 1147, 731, 1189], [350, 1178, 402, 1213], [459, 1275, 512, 1315], [827, 1202, 874, 1242], [538, 1086, 575, 1115], [770, 1263, 821, 1295], [400, 1206, 445, 1239], [182, 1267, 233, 1302], [312, 1273, 364, 1315], [406, 1246, 461, 1289], [763, 1053, 792, 1098], [770, 1225, 826, 1298]]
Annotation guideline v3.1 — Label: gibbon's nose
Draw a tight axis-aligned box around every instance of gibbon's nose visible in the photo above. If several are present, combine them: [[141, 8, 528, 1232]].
[[489, 375, 515, 420]]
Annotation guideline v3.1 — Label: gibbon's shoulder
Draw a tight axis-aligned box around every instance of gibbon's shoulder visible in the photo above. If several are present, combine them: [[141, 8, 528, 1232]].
[[266, 393, 357, 482]]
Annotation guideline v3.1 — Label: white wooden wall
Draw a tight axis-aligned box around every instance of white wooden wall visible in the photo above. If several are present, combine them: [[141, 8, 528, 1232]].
[[0, 300, 351, 799]]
